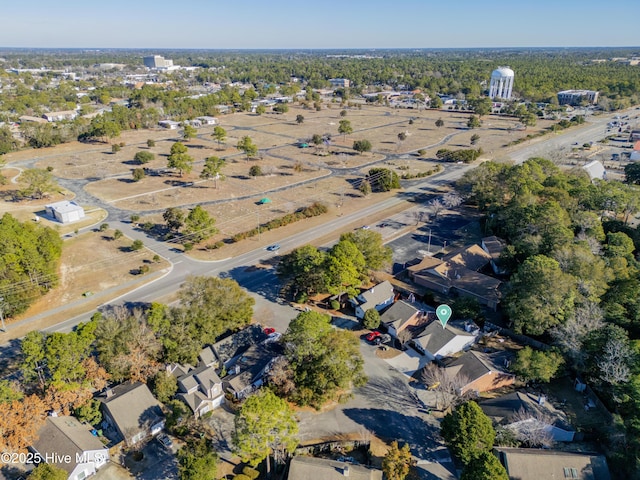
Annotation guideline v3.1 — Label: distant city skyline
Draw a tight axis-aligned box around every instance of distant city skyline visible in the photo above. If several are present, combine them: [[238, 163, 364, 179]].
[[2, 0, 639, 50]]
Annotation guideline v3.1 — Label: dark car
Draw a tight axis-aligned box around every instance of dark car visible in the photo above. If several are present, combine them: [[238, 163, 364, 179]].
[[157, 433, 173, 449]]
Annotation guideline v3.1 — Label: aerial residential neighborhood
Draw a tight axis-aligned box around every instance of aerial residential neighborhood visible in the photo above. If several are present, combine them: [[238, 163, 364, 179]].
[[0, 5, 640, 480]]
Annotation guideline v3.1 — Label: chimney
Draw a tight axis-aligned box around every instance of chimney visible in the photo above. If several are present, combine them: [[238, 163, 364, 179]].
[[538, 395, 546, 406], [105, 388, 114, 399], [343, 465, 350, 477]]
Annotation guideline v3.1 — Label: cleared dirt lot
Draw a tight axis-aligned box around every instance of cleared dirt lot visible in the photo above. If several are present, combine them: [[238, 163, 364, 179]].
[[0, 104, 560, 302]]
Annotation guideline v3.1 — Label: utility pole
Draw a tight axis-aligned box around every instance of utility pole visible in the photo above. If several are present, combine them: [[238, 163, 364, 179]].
[[0, 296, 6, 332], [257, 211, 261, 241]]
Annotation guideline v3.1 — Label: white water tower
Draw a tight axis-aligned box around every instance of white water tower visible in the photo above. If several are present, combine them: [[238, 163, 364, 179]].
[[489, 66, 514, 100]]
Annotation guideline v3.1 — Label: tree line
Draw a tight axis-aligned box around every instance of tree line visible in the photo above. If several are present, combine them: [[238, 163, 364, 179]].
[[456, 157, 640, 475]]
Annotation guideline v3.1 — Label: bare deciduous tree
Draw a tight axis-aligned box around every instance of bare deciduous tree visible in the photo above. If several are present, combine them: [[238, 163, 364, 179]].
[[442, 191, 463, 209], [507, 408, 554, 448], [598, 337, 633, 385], [396, 328, 413, 347], [413, 210, 428, 226], [429, 198, 445, 219], [551, 302, 603, 371], [420, 363, 471, 410], [267, 357, 296, 398]]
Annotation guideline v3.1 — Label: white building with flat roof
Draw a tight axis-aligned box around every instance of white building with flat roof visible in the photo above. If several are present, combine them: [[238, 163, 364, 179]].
[[557, 89, 599, 105], [45, 201, 85, 224], [143, 55, 174, 69]]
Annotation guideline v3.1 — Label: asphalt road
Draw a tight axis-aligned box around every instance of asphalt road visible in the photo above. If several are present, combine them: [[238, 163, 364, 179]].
[[1, 106, 633, 346], [36, 163, 472, 335]]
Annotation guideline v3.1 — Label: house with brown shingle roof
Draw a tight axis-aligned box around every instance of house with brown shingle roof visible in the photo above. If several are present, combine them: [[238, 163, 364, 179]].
[[407, 253, 502, 310], [442, 350, 515, 394]]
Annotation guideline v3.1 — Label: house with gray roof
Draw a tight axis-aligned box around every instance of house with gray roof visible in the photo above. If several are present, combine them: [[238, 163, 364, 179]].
[[176, 364, 224, 418], [410, 321, 477, 360], [212, 324, 267, 368], [33, 415, 109, 480], [287, 456, 382, 480], [167, 346, 225, 418], [481, 236, 507, 274], [442, 350, 515, 394], [380, 300, 430, 338], [480, 391, 575, 442], [349, 280, 395, 319], [100, 382, 164, 446], [223, 343, 280, 400], [494, 448, 610, 480]]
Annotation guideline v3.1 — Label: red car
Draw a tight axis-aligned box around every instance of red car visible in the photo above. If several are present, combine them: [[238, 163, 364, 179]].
[[264, 327, 276, 335], [366, 331, 381, 342]]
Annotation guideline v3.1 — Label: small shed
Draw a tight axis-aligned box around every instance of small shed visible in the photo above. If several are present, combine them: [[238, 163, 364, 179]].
[[45, 201, 85, 224], [582, 160, 606, 181], [259, 197, 272, 204]]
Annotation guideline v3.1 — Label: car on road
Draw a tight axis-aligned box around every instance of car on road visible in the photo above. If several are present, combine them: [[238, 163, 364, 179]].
[[266, 244, 280, 251], [264, 327, 276, 335], [157, 433, 173, 449], [366, 331, 381, 343], [360, 225, 370, 230], [377, 222, 389, 228]]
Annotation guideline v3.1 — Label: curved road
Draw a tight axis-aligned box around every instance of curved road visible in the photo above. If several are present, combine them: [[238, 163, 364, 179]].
[[1, 106, 633, 342]]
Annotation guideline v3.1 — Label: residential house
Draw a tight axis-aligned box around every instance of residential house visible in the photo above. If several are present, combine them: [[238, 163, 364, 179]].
[[33, 415, 109, 480], [480, 392, 575, 442], [410, 322, 477, 361], [442, 350, 515, 394], [380, 300, 429, 338], [349, 280, 395, 319], [287, 456, 382, 480], [407, 254, 502, 310], [195, 116, 218, 125], [222, 343, 279, 400], [494, 448, 611, 480], [42, 110, 78, 122], [100, 382, 165, 446], [170, 347, 225, 418], [212, 324, 267, 369], [481, 236, 507, 275], [158, 120, 180, 129], [442, 244, 492, 272], [45, 201, 86, 224]]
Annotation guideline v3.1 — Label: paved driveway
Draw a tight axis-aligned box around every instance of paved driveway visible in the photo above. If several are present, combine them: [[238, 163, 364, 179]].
[[383, 347, 431, 377]]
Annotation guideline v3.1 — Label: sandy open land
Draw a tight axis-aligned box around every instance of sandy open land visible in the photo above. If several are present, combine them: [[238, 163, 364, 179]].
[[0, 102, 558, 329]]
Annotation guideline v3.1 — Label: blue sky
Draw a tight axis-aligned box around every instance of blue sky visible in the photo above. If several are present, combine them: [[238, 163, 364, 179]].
[[2, 0, 639, 49]]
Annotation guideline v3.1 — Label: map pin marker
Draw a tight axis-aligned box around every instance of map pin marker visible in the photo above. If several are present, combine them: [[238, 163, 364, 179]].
[[436, 304, 452, 328]]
